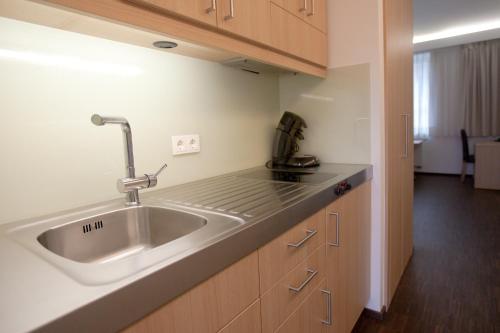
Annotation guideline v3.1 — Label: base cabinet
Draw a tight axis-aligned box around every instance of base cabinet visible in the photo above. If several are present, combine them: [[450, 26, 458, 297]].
[[122, 181, 371, 333], [326, 182, 371, 333]]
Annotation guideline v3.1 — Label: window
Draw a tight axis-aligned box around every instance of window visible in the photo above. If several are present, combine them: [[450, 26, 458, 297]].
[[413, 52, 430, 139]]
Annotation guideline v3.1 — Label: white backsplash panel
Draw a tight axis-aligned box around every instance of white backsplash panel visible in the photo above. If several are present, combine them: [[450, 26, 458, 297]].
[[279, 64, 371, 164], [0, 17, 280, 224]]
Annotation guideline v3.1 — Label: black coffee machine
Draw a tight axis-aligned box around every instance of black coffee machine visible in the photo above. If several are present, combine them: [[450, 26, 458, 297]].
[[269, 111, 320, 168]]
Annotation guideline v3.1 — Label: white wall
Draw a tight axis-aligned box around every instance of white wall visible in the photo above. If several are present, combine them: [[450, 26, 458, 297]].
[[0, 17, 280, 224], [327, 0, 386, 311], [414, 136, 496, 174]]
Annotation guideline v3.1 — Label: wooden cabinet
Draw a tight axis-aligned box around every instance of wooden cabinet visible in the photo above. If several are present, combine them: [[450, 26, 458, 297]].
[[326, 182, 371, 333], [272, 0, 327, 32], [122, 252, 260, 333], [131, 0, 218, 26], [216, 0, 271, 45], [123, 181, 371, 333], [274, 279, 330, 333], [270, 3, 327, 66], [384, 0, 414, 305], [33, 0, 328, 76]]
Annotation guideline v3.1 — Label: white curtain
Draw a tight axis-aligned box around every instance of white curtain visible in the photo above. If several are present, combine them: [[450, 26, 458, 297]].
[[413, 52, 430, 138], [413, 47, 463, 138], [428, 46, 464, 137], [462, 39, 500, 136]]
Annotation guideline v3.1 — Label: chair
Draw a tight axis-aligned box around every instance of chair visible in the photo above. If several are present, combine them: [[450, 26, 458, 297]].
[[460, 129, 475, 182]]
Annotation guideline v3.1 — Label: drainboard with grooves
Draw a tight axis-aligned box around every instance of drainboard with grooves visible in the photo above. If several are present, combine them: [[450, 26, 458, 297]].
[[150, 176, 318, 220]]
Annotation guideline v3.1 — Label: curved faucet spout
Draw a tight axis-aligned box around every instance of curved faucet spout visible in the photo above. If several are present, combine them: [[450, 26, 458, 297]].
[[91, 114, 138, 205]]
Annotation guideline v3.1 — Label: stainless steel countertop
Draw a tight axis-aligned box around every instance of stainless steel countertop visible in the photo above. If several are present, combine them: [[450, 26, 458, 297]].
[[0, 163, 372, 333]]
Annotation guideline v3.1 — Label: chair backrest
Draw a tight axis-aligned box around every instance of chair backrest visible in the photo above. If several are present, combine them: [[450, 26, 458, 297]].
[[460, 129, 470, 161]]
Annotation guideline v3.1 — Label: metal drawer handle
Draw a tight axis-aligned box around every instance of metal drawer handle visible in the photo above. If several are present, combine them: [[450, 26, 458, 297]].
[[287, 229, 317, 248], [224, 0, 234, 20], [307, 0, 315, 16], [321, 289, 332, 325], [327, 212, 340, 247], [288, 269, 318, 293], [206, 0, 216, 13]]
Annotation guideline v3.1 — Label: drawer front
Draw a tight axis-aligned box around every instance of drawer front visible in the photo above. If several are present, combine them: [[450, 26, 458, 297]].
[[261, 244, 326, 333], [275, 279, 330, 333], [259, 209, 326, 293], [217, 300, 262, 333]]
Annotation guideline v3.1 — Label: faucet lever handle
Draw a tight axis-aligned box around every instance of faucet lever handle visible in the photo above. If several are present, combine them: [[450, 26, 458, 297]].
[[154, 163, 168, 177]]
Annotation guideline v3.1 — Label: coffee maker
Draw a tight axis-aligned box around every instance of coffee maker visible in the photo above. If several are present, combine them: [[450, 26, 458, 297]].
[[269, 111, 320, 169]]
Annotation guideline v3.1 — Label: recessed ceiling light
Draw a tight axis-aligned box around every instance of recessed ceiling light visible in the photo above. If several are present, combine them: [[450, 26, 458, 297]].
[[153, 41, 178, 49], [413, 19, 500, 44]]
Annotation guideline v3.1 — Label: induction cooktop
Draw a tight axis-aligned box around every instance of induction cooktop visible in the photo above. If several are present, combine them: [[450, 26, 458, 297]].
[[238, 169, 338, 185]]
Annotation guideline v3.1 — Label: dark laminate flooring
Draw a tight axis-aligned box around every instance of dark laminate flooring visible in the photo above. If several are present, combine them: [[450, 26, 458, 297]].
[[353, 174, 500, 333]]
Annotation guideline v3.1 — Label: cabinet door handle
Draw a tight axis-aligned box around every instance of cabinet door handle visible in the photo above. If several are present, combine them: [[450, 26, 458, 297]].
[[288, 269, 318, 293], [224, 0, 234, 20], [327, 212, 340, 247], [206, 0, 216, 13], [401, 114, 409, 159], [307, 0, 315, 16], [321, 289, 332, 325], [287, 229, 317, 248], [299, 0, 307, 12]]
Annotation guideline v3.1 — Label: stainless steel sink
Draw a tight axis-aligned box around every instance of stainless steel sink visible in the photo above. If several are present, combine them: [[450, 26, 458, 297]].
[[37, 206, 207, 264], [7, 201, 244, 285]]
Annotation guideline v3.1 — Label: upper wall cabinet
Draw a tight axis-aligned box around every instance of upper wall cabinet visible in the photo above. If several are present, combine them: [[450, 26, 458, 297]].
[[29, 0, 328, 77], [217, 0, 271, 45], [132, 0, 218, 27]]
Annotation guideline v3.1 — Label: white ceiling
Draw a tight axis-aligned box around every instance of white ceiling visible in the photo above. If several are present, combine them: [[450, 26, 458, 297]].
[[413, 0, 500, 51]]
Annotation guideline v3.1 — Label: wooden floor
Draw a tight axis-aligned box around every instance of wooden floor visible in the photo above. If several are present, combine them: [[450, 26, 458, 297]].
[[354, 174, 500, 333]]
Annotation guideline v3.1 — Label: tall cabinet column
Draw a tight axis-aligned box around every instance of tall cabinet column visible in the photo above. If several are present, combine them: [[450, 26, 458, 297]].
[[383, 0, 414, 305]]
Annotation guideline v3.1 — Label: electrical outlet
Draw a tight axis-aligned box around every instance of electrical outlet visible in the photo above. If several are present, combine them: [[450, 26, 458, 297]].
[[172, 134, 201, 155]]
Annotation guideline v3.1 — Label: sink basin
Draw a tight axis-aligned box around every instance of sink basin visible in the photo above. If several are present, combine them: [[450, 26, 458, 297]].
[[37, 206, 207, 264], [7, 202, 243, 284]]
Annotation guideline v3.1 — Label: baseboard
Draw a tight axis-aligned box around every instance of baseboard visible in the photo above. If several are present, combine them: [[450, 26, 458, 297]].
[[362, 306, 386, 321]]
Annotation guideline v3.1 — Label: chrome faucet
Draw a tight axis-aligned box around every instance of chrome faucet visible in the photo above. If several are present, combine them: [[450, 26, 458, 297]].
[[91, 114, 167, 206]]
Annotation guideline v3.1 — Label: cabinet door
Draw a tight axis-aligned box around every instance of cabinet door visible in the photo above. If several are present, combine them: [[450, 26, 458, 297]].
[[275, 279, 330, 333], [132, 0, 218, 27], [217, 0, 271, 45], [325, 195, 348, 333], [122, 252, 259, 333], [270, 3, 327, 66], [384, 0, 413, 306], [326, 184, 371, 333]]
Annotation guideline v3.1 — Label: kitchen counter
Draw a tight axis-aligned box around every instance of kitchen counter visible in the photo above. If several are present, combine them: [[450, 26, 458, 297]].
[[0, 163, 372, 333]]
